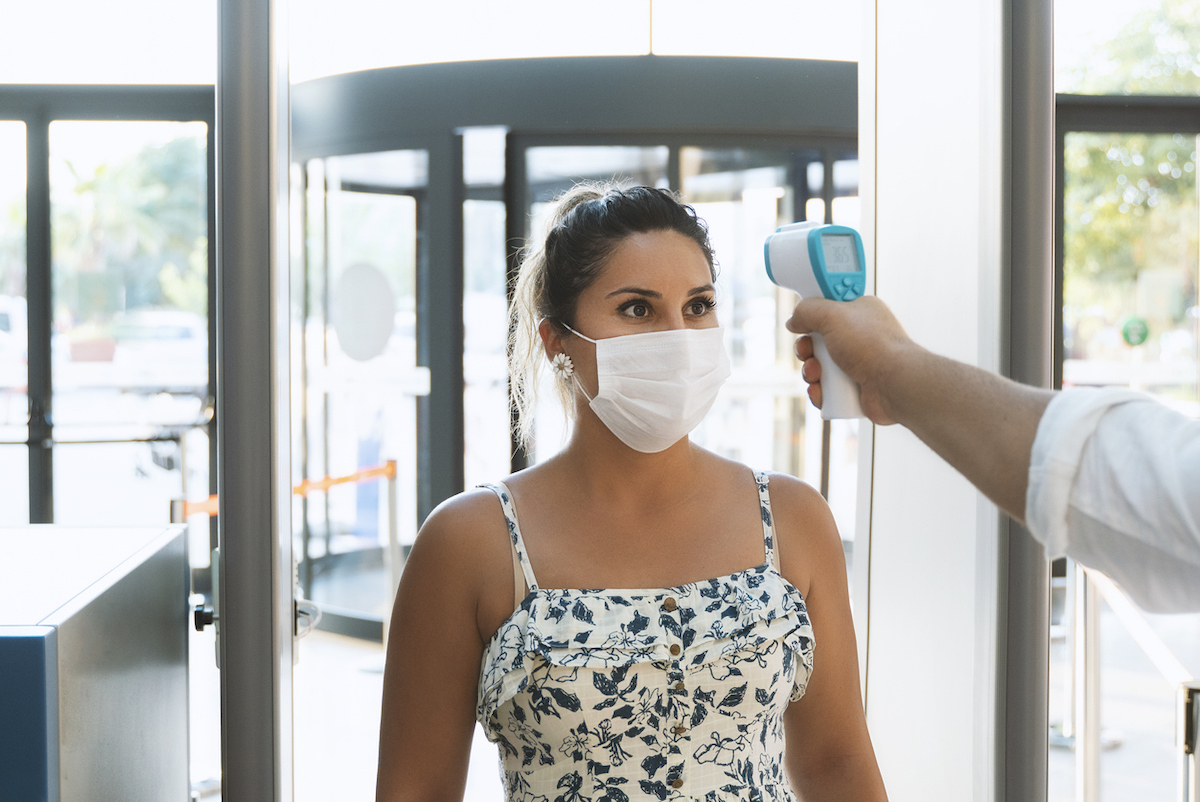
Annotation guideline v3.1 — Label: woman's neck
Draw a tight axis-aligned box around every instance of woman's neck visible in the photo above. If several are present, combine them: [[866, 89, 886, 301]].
[[553, 412, 705, 511]]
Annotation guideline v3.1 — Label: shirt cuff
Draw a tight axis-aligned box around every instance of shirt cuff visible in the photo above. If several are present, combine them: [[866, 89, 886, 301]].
[[1025, 387, 1147, 557]]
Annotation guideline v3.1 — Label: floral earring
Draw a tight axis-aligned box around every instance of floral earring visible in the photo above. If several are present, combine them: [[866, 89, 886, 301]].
[[551, 352, 574, 380]]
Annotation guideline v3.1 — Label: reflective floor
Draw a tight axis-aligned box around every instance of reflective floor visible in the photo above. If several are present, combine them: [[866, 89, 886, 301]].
[[1048, 594, 1200, 802], [184, 539, 1200, 802], [190, 627, 504, 802], [185, 604, 1200, 801]]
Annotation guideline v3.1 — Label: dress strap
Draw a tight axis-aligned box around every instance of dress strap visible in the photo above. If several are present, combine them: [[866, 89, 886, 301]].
[[754, 471, 781, 573], [480, 482, 539, 596]]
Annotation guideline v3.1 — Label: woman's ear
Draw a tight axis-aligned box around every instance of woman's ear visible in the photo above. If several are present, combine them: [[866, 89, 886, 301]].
[[538, 318, 566, 361]]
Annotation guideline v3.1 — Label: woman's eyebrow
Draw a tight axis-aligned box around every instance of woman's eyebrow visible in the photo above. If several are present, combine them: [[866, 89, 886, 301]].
[[604, 284, 715, 299], [605, 286, 662, 299]]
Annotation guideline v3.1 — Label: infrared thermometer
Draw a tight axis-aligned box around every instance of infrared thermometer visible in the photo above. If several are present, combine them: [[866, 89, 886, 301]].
[[764, 222, 866, 419]]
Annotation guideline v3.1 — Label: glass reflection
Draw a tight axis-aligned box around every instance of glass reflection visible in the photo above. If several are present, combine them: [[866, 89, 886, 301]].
[[0, 121, 27, 523]]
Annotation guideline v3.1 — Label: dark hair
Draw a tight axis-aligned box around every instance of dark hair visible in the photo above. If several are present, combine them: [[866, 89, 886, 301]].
[[510, 182, 718, 446]]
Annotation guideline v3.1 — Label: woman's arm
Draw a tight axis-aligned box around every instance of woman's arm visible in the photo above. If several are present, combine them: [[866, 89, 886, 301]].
[[770, 474, 887, 801], [376, 494, 500, 801]]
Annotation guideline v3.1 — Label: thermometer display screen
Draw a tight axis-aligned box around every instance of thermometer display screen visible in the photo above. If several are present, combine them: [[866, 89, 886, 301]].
[[822, 234, 860, 272]]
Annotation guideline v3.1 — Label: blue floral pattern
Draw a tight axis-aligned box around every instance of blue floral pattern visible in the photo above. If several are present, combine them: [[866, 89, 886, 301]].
[[477, 473, 815, 801]]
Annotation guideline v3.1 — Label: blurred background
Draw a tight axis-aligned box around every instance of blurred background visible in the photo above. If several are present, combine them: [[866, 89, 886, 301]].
[[0, 0, 1196, 800]]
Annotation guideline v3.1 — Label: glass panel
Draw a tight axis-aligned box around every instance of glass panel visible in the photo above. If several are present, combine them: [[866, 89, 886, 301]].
[[1063, 133, 1199, 413], [48, 121, 209, 527], [527, 146, 670, 204], [464, 199, 511, 488], [831, 158, 861, 228], [0, 445, 29, 524], [1056, 0, 1200, 95], [0, 122, 27, 468], [293, 152, 425, 801], [1047, 566, 1074, 801], [463, 126, 507, 188], [2, 2, 215, 84], [52, 441, 187, 523], [524, 145, 671, 461], [1054, 131, 1200, 798], [289, 0, 651, 83], [1096, 595, 1179, 797], [463, 127, 512, 487], [652, 0, 860, 61], [302, 152, 422, 620]]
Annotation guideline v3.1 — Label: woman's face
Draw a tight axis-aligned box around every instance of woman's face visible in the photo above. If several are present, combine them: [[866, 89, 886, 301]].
[[569, 229, 718, 341], [550, 229, 718, 402]]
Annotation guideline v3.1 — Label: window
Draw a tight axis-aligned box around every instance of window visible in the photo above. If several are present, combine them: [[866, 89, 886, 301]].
[[1052, 5, 1200, 792]]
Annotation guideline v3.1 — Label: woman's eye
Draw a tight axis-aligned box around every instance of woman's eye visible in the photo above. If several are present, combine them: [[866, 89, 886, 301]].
[[689, 299, 713, 315], [627, 303, 649, 317]]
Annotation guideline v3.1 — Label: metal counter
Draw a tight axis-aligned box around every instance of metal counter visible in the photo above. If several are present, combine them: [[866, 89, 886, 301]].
[[0, 526, 189, 802]]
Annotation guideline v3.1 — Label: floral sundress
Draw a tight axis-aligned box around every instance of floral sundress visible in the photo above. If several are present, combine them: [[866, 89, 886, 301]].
[[477, 472, 816, 802]]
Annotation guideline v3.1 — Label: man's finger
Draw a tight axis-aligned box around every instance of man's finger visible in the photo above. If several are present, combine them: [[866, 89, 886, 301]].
[[794, 334, 815, 361], [786, 296, 837, 334]]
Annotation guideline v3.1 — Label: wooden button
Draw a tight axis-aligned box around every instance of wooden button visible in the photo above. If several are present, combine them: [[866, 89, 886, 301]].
[[669, 644, 681, 656], [673, 725, 686, 735], [674, 681, 686, 691], [670, 778, 683, 789], [663, 597, 677, 612]]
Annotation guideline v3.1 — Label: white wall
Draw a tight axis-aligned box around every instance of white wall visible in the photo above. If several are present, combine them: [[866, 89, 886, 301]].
[[860, 0, 1006, 799]]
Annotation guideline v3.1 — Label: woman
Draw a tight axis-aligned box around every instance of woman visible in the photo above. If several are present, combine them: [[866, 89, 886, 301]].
[[377, 185, 887, 801]]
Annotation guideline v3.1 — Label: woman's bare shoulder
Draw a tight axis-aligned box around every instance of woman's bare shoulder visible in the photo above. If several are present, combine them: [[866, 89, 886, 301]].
[[762, 472, 831, 517], [406, 487, 511, 585], [761, 472, 842, 596]]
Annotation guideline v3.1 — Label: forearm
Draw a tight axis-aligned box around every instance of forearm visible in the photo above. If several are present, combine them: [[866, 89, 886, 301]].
[[791, 751, 888, 801], [880, 342, 1054, 523]]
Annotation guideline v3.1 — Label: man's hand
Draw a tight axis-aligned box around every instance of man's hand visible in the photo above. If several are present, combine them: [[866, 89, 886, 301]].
[[786, 296, 914, 426], [787, 295, 1053, 521]]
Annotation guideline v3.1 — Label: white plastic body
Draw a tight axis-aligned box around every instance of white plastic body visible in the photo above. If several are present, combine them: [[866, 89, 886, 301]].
[[765, 223, 864, 420], [809, 333, 863, 420]]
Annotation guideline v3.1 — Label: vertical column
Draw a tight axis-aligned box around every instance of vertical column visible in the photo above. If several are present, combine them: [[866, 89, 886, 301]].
[[1004, 0, 1055, 799], [865, 0, 1011, 798], [26, 115, 52, 523], [504, 135, 528, 473], [1073, 566, 1100, 802], [416, 134, 465, 524], [207, 118, 219, 555], [216, 0, 293, 800]]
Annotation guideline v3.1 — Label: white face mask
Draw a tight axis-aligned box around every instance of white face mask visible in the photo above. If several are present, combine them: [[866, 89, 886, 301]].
[[563, 323, 732, 453]]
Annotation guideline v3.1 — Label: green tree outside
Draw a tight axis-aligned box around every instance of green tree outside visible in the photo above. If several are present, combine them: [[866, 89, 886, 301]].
[[1060, 0, 1199, 402], [52, 132, 208, 333]]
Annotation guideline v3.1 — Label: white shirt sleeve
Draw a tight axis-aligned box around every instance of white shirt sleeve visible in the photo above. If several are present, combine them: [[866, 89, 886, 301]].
[[1026, 387, 1200, 613]]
